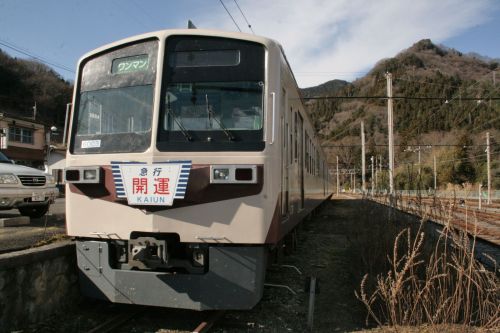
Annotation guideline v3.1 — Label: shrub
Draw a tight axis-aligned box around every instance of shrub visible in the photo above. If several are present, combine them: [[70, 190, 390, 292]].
[[355, 212, 499, 329]]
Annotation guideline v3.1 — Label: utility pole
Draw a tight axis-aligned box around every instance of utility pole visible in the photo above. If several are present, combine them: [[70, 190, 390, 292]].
[[336, 156, 339, 196], [433, 155, 437, 191], [486, 132, 491, 205], [478, 184, 482, 209], [375, 156, 378, 192], [386, 73, 395, 198], [371, 156, 374, 196], [379, 155, 382, 190], [361, 121, 366, 193]]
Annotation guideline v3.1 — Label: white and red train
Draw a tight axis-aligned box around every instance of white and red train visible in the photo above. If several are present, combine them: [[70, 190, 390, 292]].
[[64, 29, 331, 310]]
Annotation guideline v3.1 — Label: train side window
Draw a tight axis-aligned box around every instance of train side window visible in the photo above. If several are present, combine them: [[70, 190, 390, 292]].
[[309, 139, 312, 174], [305, 133, 309, 174], [294, 111, 298, 162], [289, 107, 293, 164], [307, 139, 310, 173], [316, 150, 320, 175], [313, 147, 316, 175]]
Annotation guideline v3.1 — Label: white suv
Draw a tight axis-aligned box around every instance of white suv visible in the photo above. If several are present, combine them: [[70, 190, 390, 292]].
[[0, 152, 59, 218]]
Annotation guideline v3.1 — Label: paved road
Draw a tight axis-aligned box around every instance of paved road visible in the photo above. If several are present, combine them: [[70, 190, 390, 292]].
[[0, 198, 66, 253]]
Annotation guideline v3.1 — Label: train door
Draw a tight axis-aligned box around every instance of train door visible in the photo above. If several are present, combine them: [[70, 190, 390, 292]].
[[281, 88, 289, 217], [298, 114, 304, 209]]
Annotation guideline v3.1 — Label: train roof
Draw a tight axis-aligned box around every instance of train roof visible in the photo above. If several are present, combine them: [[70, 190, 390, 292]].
[[77, 28, 282, 64], [75, 28, 303, 107]]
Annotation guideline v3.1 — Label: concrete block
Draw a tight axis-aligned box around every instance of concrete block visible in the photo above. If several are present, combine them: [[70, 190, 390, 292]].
[[0, 216, 30, 227]]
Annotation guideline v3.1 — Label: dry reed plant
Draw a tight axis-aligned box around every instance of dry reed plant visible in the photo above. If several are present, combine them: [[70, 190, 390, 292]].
[[355, 206, 499, 330]]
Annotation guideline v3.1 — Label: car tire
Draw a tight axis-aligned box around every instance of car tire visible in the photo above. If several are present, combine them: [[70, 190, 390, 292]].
[[19, 204, 49, 218]]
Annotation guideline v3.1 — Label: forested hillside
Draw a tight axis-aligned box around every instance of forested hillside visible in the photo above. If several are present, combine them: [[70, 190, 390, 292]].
[[302, 39, 500, 189], [0, 49, 73, 127], [301, 79, 348, 98]]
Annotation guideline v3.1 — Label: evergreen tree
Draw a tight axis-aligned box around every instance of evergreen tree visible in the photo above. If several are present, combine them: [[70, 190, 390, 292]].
[[451, 133, 476, 184]]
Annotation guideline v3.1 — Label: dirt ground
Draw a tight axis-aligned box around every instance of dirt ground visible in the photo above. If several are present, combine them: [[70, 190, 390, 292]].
[[26, 198, 441, 332], [213, 198, 373, 332]]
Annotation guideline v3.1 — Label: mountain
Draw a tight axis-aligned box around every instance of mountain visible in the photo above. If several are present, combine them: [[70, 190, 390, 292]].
[[301, 79, 348, 98], [302, 39, 499, 188], [0, 49, 73, 128]]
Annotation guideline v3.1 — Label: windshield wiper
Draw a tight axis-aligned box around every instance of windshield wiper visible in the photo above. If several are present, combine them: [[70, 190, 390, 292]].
[[205, 94, 234, 141], [167, 94, 192, 141]]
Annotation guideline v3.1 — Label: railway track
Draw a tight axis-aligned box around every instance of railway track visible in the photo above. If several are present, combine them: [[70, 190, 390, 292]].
[[86, 309, 144, 333], [373, 195, 500, 244], [369, 194, 500, 270], [192, 311, 226, 333]]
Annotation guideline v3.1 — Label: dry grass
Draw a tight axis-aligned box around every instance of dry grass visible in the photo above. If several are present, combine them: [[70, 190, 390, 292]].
[[32, 233, 70, 247], [355, 210, 499, 331]]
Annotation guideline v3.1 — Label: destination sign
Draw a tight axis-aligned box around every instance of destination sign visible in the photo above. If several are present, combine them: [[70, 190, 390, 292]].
[[112, 54, 149, 74]]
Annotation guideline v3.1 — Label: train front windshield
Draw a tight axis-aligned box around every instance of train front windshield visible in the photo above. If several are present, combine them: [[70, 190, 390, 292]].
[[157, 36, 265, 151], [70, 36, 265, 154], [71, 40, 158, 154]]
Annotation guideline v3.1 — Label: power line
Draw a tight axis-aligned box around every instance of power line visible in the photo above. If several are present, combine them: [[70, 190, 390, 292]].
[[322, 144, 495, 148], [444, 69, 499, 106], [469, 114, 500, 132], [327, 120, 359, 141], [328, 152, 500, 170], [400, 70, 500, 130], [396, 76, 462, 88], [396, 151, 500, 167], [0, 39, 74, 73], [317, 91, 498, 145], [296, 71, 370, 77], [304, 95, 500, 100], [298, 71, 370, 74], [219, 0, 241, 32], [432, 80, 500, 130], [397, 70, 499, 96], [233, 0, 254, 34], [303, 70, 499, 134]]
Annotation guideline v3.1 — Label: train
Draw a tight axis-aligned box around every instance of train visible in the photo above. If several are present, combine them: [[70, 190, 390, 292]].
[[64, 28, 332, 310]]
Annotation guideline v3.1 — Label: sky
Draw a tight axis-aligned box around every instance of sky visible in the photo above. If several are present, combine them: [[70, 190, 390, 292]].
[[0, 0, 499, 88]]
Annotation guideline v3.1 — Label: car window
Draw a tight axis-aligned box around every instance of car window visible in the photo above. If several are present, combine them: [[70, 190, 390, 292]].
[[0, 152, 12, 164]]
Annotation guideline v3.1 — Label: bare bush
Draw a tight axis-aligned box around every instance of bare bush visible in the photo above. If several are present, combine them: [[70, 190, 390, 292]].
[[355, 215, 499, 330]]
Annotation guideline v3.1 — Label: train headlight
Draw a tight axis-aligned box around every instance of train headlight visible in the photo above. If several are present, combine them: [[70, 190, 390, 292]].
[[213, 168, 230, 180], [83, 169, 97, 181], [64, 167, 103, 184], [210, 165, 257, 184]]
